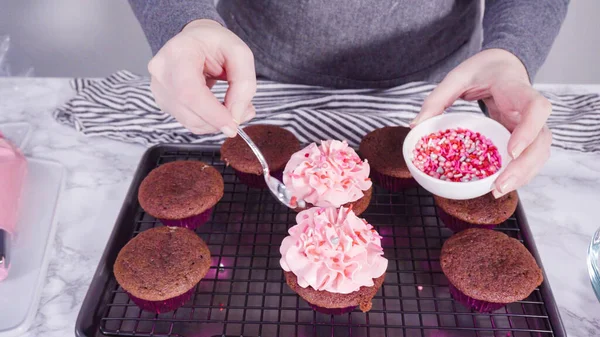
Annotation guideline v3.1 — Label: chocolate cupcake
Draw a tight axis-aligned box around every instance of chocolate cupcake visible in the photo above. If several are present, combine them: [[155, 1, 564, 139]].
[[280, 207, 388, 314], [359, 126, 417, 191], [283, 140, 373, 216], [221, 124, 300, 188], [293, 187, 373, 216], [114, 226, 211, 313], [434, 191, 518, 232], [345, 186, 372, 216], [284, 271, 385, 314], [440, 228, 543, 312], [138, 161, 224, 229]]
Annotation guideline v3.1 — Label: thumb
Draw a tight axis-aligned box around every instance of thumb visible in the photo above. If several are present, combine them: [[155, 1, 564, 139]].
[[222, 45, 257, 123], [412, 72, 469, 127]]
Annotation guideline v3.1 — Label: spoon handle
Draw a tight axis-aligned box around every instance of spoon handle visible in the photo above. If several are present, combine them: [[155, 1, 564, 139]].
[[477, 100, 490, 118], [236, 127, 270, 176]]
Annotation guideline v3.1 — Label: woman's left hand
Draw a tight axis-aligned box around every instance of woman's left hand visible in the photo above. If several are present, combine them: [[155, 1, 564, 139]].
[[411, 48, 553, 198]]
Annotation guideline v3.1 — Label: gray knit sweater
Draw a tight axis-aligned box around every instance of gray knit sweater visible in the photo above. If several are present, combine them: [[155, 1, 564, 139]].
[[129, 0, 568, 88]]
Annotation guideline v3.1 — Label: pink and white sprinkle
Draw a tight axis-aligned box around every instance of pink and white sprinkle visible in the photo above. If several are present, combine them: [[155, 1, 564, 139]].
[[412, 128, 501, 182]]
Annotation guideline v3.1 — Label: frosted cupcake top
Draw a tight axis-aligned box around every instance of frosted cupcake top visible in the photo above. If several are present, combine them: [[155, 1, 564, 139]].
[[280, 207, 388, 294], [283, 140, 371, 208]]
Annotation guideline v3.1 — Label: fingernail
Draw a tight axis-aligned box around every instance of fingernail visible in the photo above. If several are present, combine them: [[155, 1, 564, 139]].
[[491, 188, 504, 199], [511, 143, 525, 159], [496, 175, 517, 194], [220, 126, 237, 138], [231, 102, 247, 124]]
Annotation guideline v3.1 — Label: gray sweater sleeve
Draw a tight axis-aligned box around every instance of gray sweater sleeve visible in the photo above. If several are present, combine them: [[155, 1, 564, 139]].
[[128, 0, 225, 55], [482, 0, 569, 80]]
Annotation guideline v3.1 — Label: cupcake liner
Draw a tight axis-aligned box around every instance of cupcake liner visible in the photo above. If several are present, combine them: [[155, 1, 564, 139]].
[[234, 169, 283, 189], [371, 170, 418, 192], [436, 206, 498, 232], [159, 207, 213, 230], [126, 287, 195, 313], [448, 283, 507, 313], [309, 303, 356, 315]]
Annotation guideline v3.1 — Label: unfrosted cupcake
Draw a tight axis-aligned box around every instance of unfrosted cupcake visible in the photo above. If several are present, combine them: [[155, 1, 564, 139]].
[[114, 226, 211, 313], [221, 125, 300, 188], [280, 207, 388, 314], [283, 140, 373, 216], [440, 228, 543, 312], [359, 126, 417, 191], [434, 191, 518, 232], [138, 161, 224, 229]]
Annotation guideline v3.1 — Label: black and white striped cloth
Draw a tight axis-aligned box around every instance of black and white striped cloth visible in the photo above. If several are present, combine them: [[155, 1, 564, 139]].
[[54, 70, 600, 152]]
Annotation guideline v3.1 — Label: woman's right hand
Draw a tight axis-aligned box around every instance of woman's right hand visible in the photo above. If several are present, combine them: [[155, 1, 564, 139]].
[[148, 19, 257, 137]]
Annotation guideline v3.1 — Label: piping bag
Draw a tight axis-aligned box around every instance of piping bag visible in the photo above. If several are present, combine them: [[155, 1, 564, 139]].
[[0, 132, 27, 281]]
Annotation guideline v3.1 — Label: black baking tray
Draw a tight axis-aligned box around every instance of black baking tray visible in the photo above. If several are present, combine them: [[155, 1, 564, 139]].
[[76, 144, 567, 337]]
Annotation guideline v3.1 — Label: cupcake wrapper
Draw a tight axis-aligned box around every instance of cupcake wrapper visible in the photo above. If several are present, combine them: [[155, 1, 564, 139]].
[[126, 287, 195, 314], [436, 206, 498, 232], [371, 170, 418, 192], [309, 303, 356, 315], [159, 208, 213, 230], [448, 283, 507, 313], [234, 169, 283, 189]]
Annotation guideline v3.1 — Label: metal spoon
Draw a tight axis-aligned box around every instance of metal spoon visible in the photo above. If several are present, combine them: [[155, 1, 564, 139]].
[[478, 100, 491, 118], [588, 226, 600, 302], [236, 126, 306, 209]]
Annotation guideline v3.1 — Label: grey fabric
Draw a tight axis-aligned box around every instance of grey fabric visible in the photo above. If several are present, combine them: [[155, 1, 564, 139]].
[[128, 0, 225, 55], [481, 0, 569, 81], [128, 1, 568, 88]]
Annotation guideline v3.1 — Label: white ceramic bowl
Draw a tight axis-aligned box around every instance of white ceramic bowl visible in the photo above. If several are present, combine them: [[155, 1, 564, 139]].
[[402, 113, 511, 200]]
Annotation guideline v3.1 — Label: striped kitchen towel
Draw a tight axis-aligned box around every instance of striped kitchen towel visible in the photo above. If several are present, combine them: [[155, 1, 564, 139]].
[[54, 70, 600, 152]]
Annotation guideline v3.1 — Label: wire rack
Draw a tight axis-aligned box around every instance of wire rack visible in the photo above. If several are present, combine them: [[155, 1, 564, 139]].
[[96, 147, 560, 337]]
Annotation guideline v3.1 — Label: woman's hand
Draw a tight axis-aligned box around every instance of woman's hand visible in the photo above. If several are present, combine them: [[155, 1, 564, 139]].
[[148, 19, 257, 137], [411, 49, 552, 198]]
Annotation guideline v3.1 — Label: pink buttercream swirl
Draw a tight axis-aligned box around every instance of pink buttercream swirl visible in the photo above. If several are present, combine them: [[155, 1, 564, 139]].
[[283, 140, 372, 208], [280, 207, 388, 294]]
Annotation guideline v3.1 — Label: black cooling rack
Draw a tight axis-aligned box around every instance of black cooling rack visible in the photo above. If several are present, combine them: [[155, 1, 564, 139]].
[[75, 144, 566, 337]]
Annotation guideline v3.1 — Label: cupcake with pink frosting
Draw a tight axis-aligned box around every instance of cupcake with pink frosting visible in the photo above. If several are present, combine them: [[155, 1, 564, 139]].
[[280, 206, 388, 314], [283, 140, 373, 216]]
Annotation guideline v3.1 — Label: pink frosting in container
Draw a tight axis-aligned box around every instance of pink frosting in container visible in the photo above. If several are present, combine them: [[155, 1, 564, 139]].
[[280, 206, 388, 312], [0, 265, 9, 282], [283, 140, 372, 208], [0, 134, 27, 282], [0, 135, 27, 235]]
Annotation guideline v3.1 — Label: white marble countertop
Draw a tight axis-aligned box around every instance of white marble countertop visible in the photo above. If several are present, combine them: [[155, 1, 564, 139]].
[[0, 78, 599, 337]]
